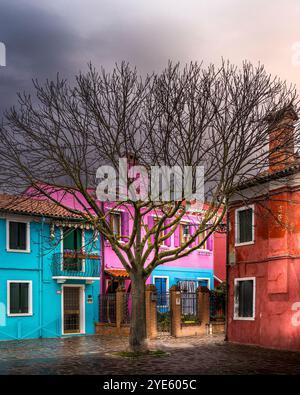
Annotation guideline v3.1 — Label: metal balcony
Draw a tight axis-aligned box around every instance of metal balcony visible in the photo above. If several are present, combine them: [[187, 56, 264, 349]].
[[51, 251, 100, 283]]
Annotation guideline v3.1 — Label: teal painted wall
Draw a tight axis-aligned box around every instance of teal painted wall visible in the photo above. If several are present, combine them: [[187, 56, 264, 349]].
[[0, 216, 100, 341]]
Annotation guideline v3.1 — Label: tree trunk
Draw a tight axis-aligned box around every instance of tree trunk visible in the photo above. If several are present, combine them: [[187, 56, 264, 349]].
[[129, 273, 147, 352]]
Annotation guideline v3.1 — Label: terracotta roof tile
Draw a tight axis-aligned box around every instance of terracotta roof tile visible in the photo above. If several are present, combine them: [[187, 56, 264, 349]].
[[104, 268, 129, 278], [0, 194, 81, 219]]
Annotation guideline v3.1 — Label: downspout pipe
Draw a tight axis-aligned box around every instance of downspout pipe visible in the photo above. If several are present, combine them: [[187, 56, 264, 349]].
[[225, 209, 230, 342], [100, 201, 105, 322], [39, 216, 45, 338]]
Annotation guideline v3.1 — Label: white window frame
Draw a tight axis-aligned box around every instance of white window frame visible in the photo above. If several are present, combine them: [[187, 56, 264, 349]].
[[7, 280, 33, 317], [180, 221, 191, 247], [235, 205, 255, 246], [110, 211, 121, 238], [233, 277, 256, 321], [6, 218, 31, 253], [197, 277, 211, 290]]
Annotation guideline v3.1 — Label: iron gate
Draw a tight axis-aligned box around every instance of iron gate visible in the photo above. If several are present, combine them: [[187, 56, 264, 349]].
[[156, 292, 171, 333]]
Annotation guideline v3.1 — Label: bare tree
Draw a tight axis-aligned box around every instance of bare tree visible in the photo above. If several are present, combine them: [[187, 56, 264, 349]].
[[0, 61, 299, 351]]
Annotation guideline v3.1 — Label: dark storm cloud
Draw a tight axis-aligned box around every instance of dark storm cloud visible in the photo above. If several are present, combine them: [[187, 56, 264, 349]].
[[1, 0, 300, 118], [0, 0, 80, 114]]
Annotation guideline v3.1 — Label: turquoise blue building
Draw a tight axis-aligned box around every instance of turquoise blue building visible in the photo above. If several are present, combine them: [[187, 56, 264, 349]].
[[0, 195, 100, 341]]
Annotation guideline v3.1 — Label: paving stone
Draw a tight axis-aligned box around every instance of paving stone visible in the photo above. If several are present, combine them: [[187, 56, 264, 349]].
[[0, 334, 300, 375]]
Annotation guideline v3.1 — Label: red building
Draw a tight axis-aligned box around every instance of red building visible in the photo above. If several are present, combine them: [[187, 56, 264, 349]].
[[227, 107, 300, 351]]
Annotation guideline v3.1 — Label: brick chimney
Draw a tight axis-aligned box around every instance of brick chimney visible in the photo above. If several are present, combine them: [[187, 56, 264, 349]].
[[267, 105, 298, 173]]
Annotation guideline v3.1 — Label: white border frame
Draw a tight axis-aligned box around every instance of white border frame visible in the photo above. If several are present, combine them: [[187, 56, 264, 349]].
[[6, 218, 31, 253], [235, 204, 255, 246], [233, 277, 256, 321], [7, 280, 33, 316], [61, 284, 86, 335]]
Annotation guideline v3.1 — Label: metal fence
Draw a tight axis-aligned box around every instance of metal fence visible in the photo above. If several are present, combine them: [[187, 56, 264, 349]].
[[156, 292, 171, 333], [52, 252, 100, 278], [99, 293, 116, 323], [181, 292, 198, 324], [210, 291, 226, 321]]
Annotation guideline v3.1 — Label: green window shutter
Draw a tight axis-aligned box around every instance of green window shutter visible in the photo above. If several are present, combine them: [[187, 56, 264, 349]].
[[9, 283, 20, 314], [9, 222, 27, 250], [75, 228, 82, 250], [238, 209, 253, 243], [18, 223, 27, 250], [9, 283, 29, 314], [63, 228, 82, 250], [238, 280, 253, 317], [20, 283, 29, 313]]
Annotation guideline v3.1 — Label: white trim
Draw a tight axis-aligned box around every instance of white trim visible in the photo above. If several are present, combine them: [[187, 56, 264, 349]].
[[7, 280, 33, 316], [235, 204, 255, 247], [61, 284, 86, 335], [6, 218, 31, 253], [213, 275, 223, 284], [233, 277, 256, 321], [53, 276, 99, 281], [153, 275, 169, 292], [197, 277, 211, 290]]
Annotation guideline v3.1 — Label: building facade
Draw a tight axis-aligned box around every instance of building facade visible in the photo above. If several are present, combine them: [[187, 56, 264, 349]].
[[0, 195, 100, 341], [102, 202, 218, 296], [227, 107, 300, 351]]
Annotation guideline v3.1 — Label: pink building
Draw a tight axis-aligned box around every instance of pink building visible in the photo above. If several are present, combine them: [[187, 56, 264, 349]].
[[26, 186, 225, 298]]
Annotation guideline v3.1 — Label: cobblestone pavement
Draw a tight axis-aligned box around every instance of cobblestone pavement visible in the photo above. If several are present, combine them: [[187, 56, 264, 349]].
[[0, 334, 300, 375]]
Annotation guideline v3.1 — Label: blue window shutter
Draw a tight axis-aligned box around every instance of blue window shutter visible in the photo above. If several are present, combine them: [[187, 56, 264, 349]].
[[155, 277, 166, 294]]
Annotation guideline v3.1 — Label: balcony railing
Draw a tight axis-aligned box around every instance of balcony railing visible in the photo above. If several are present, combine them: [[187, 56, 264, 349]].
[[51, 251, 100, 280]]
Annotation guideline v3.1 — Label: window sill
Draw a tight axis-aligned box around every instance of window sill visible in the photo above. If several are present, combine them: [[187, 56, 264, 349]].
[[235, 241, 255, 247], [6, 249, 31, 253], [233, 316, 255, 321], [7, 313, 33, 317], [104, 240, 126, 247]]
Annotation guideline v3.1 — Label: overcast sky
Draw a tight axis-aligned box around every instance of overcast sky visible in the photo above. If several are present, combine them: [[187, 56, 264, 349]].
[[1, 0, 300, 115]]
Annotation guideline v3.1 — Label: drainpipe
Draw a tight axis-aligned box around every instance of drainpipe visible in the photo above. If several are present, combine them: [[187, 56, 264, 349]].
[[225, 209, 230, 342], [39, 216, 45, 338], [100, 201, 105, 322]]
